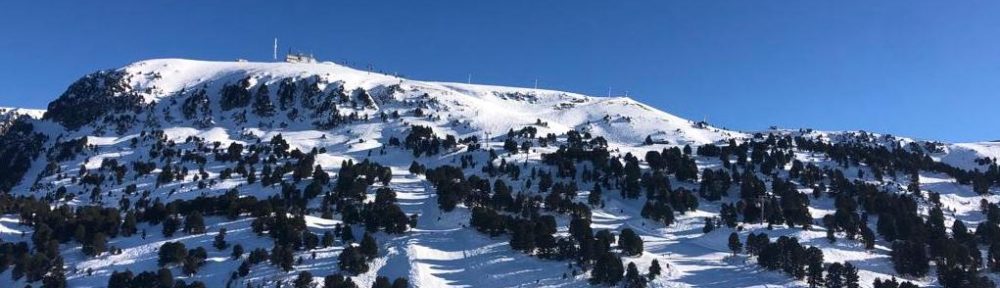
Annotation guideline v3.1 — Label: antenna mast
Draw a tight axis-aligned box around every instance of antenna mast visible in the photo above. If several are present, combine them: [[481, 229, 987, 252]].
[[273, 38, 278, 61]]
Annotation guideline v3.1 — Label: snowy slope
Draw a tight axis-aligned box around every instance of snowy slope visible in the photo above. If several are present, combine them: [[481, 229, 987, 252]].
[[0, 58, 995, 288], [0, 106, 45, 119], [113, 59, 739, 145], [0, 106, 45, 134]]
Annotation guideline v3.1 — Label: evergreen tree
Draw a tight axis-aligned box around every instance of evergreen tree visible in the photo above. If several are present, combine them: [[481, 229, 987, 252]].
[[391, 278, 409, 288], [162, 216, 180, 237], [588, 185, 603, 206], [158, 242, 187, 266], [338, 246, 369, 275], [122, 212, 138, 237], [294, 271, 315, 288], [252, 83, 275, 116], [270, 244, 295, 272], [624, 262, 647, 288], [342, 225, 356, 243], [826, 262, 844, 288], [156, 268, 175, 288], [371, 276, 391, 288], [890, 240, 929, 277], [728, 232, 742, 256], [184, 212, 206, 234], [702, 218, 716, 234], [989, 241, 1000, 272], [843, 262, 860, 288], [618, 228, 643, 256], [42, 256, 67, 288], [82, 232, 107, 256], [324, 273, 359, 288], [213, 228, 229, 250], [806, 247, 824, 288], [360, 233, 379, 259], [861, 226, 876, 250], [590, 252, 624, 285], [231, 244, 244, 259], [648, 259, 662, 279], [322, 231, 336, 248], [108, 270, 134, 288]]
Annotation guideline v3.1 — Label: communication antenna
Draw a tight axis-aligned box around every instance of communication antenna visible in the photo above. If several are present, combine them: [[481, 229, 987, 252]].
[[607, 87, 612, 97], [467, 73, 472, 84], [273, 38, 278, 61]]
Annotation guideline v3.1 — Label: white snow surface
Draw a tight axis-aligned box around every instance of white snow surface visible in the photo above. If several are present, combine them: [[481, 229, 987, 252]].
[[119, 58, 741, 146], [0, 106, 45, 119]]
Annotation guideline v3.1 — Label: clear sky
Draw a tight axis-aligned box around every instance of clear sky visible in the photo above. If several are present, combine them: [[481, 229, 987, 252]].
[[1, 1, 997, 142]]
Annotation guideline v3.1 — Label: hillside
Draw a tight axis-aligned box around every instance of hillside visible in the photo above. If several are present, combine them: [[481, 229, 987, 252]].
[[0, 58, 997, 288]]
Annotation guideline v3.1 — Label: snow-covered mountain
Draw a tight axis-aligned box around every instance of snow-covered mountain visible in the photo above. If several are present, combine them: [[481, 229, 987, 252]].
[[0, 58, 997, 288]]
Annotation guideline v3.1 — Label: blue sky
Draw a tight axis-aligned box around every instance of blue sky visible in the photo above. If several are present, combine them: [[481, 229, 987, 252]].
[[1, 1, 997, 142]]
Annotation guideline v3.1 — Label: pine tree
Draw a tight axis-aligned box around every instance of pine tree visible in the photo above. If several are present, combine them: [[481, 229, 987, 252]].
[[360, 233, 378, 259], [122, 212, 138, 237], [157, 268, 174, 288], [843, 262, 860, 288], [951, 219, 970, 242], [510, 220, 536, 253], [873, 277, 919, 288], [42, 256, 67, 288], [158, 242, 187, 266], [702, 218, 716, 234], [861, 226, 876, 250], [247, 166, 257, 184], [989, 241, 1000, 272], [391, 278, 409, 288], [619, 228, 643, 256], [294, 271, 314, 288], [890, 240, 929, 277], [184, 212, 206, 234], [83, 232, 107, 256], [342, 225, 356, 243], [825, 262, 844, 288], [728, 232, 742, 256], [162, 216, 180, 237], [806, 247, 825, 288], [624, 262, 647, 288], [648, 259, 662, 279], [338, 246, 369, 275], [214, 228, 229, 250], [270, 245, 295, 272], [322, 231, 336, 248], [588, 185, 602, 206], [324, 273, 359, 288], [108, 270, 134, 288], [372, 276, 391, 288], [590, 252, 624, 285], [231, 244, 244, 259], [252, 83, 275, 116]]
